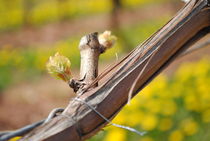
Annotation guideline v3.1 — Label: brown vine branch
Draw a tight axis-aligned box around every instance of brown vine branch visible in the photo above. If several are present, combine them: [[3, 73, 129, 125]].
[[20, 0, 210, 140], [180, 37, 210, 57], [69, 32, 102, 93], [69, 31, 116, 93]]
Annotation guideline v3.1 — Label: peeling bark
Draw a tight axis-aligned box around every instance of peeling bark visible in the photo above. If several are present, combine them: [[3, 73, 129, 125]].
[[20, 0, 210, 140]]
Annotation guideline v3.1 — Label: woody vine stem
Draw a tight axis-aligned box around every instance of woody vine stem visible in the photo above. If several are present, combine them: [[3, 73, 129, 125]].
[[46, 31, 117, 94], [46, 30, 145, 135], [67, 31, 145, 135], [69, 32, 110, 94]]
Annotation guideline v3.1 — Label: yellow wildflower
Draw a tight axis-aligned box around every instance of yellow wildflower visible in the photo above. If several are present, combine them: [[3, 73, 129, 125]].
[[141, 86, 153, 99], [113, 113, 126, 124], [153, 75, 167, 90], [180, 118, 198, 136], [8, 136, 21, 141], [161, 100, 177, 116], [127, 111, 145, 126], [104, 128, 126, 141], [169, 130, 184, 141], [145, 100, 161, 114], [158, 118, 173, 131], [184, 95, 200, 112], [141, 114, 158, 131], [128, 97, 141, 109]]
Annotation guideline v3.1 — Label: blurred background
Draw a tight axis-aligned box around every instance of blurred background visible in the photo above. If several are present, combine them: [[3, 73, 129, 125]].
[[0, 0, 209, 141]]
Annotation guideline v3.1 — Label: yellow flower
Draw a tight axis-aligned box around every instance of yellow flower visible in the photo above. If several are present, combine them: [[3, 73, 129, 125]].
[[161, 100, 177, 116], [184, 95, 200, 112], [199, 89, 210, 111], [180, 118, 198, 136], [104, 128, 126, 141], [202, 109, 210, 123], [158, 118, 173, 131], [127, 111, 145, 126], [127, 95, 143, 110], [193, 59, 209, 76], [169, 130, 184, 141], [145, 100, 161, 114], [98, 30, 117, 49], [153, 75, 167, 90], [8, 136, 21, 141], [175, 62, 193, 82], [112, 113, 126, 124], [141, 114, 158, 131], [46, 52, 71, 82], [140, 87, 153, 99]]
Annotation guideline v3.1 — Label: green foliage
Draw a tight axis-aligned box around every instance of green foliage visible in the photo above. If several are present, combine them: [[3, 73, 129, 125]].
[[90, 58, 210, 141], [46, 52, 72, 82]]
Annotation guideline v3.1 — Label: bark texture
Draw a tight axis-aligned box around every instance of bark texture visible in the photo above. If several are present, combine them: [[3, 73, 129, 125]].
[[20, 0, 210, 140]]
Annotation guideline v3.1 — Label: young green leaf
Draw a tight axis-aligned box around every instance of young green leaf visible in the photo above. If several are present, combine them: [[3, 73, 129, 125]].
[[46, 52, 71, 82]]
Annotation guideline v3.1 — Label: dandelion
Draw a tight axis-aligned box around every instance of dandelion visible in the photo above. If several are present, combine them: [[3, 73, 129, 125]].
[[46, 52, 71, 82], [98, 30, 117, 49]]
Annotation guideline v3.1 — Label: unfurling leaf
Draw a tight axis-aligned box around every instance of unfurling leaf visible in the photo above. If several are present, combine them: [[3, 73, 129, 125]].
[[46, 52, 71, 82], [98, 30, 117, 49]]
